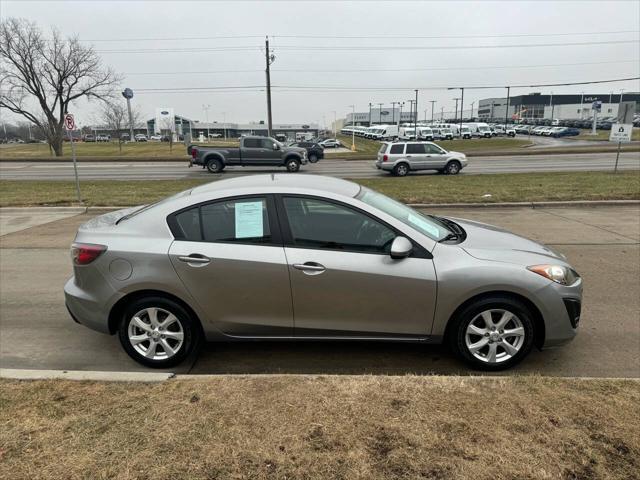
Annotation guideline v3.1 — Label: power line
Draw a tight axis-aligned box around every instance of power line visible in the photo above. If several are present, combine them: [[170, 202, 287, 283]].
[[273, 40, 639, 51], [121, 60, 638, 76], [97, 39, 638, 54], [83, 30, 639, 42]]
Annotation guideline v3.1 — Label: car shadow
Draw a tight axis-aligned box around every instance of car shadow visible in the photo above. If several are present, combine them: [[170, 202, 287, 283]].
[[188, 341, 530, 376]]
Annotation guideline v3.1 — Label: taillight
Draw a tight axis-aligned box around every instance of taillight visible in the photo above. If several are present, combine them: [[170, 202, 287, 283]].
[[383, 154, 388, 162], [191, 148, 197, 159], [71, 243, 107, 265]]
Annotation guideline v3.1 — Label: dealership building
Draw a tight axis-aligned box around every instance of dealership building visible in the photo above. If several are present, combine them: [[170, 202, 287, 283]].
[[477, 92, 640, 122], [346, 107, 419, 126]]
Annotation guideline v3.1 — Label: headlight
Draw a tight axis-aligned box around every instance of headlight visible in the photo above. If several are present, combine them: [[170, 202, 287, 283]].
[[527, 264, 579, 285]]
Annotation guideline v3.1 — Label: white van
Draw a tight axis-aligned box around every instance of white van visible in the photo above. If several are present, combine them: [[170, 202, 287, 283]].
[[399, 126, 416, 140], [464, 122, 493, 138], [370, 125, 399, 141]]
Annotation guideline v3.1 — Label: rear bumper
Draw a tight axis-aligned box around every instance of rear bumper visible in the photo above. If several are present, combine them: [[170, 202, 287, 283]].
[[64, 277, 113, 334]]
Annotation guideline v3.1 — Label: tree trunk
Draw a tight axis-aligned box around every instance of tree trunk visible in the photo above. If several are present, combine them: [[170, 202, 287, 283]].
[[51, 135, 63, 156]]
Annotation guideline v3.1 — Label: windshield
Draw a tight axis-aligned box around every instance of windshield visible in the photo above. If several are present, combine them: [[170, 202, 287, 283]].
[[478, 126, 490, 132], [356, 187, 450, 241]]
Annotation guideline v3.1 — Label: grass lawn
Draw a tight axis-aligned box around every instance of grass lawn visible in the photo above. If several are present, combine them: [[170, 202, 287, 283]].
[[0, 140, 238, 159], [1, 171, 638, 207], [1, 376, 638, 479], [331, 134, 531, 158]]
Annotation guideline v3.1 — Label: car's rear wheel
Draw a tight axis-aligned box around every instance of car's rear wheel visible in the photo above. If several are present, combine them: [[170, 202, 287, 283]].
[[449, 296, 535, 371], [206, 158, 223, 173], [393, 163, 409, 177], [286, 158, 301, 172], [118, 297, 201, 368], [308, 154, 319, 163], [445, 160, 461, 175]]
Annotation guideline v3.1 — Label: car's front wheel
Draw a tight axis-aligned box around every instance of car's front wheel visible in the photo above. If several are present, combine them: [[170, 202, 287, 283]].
[[445, 160, 461, 175], [449, 296, 535, 370], [308, 154, 319, 163], [286, 158, 301, 172], [118, 297, 201, 368]]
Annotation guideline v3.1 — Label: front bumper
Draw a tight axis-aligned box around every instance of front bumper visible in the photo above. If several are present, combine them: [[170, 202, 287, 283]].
[[538, 277, 583, 349]]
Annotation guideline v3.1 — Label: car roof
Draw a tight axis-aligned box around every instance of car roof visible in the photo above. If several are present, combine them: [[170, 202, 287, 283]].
[[190, 174, 361, 198]]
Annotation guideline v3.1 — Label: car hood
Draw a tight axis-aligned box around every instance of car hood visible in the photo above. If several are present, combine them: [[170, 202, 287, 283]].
[[449, 217, 567, 265], [448, 150, 466, 158]]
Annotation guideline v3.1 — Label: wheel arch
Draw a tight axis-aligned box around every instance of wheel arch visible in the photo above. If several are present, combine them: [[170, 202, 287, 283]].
[[108, 289, 204, 336], [443, 290, 545, 349], [203, 152, 225, 164]]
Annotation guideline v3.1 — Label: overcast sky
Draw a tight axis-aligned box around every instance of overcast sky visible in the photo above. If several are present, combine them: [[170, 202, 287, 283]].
[[2, 0, 639, 128]]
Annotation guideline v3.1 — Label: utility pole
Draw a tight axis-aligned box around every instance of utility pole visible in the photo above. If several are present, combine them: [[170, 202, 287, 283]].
[[430, 100, 436, 124], [377, 102, 384, 124], [391, 102, 397, 125], [398, 102, 404, 129], [222, 111, 227, 140], [332, 111, 337, 138], [368, 103, 373, 126], [265, 36, 275, 137], [349, 105, 356, 151], [414, 90, 418, 139], [440, 106, 444, 121], [453, 98, 460, 122], [202, 104, 211, 141], [459, 87, 464, 134], [504, 86, 511, 127], [549, 92, 554, 122], [470, 101, 475, 119]]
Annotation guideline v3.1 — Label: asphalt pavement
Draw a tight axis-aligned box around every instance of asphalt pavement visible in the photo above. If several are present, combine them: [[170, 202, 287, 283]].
[[1, 151, 639, 180], [1, 204, 638, 377]]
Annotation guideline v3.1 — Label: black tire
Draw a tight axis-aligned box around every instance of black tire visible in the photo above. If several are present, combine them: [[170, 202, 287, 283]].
[[445, 160, 461, 175], [206, 158, 223, 173], [118, 296, 202, 368], [448, 295, 535, 371], [308, 154, 319, 163], [285, 158, 301, 172], [393, 163, 409, 177]]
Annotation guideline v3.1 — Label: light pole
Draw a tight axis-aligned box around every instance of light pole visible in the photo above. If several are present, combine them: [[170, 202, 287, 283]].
[[470, 101, 475, 119], [222, 111, 227, 140], [453, 98, 460, 122], [440, 106, 444, 121], [504, 86, 511, 127], [202, 104, 211, 141], [349, 105, 356, 151], [368, 103, 373, 126], [414, 90, 418, 139], [549, 92, 554, 122], [430, 100, 436, 124], [391, 102, 397, 125], [377, 102, 384, 124], [398, 102, 404, 128], [332, 110, 337, 138]]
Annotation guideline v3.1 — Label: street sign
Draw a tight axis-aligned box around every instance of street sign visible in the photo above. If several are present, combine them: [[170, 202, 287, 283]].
[[609, 123, 633, 143], [122, 88, 134, 99], [617, 101, 635, 124], [63, 113, 75, 131]]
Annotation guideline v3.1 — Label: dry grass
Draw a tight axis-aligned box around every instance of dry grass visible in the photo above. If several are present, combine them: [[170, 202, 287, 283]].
[[1, 171, 638, 207], [0, 376, 638, 480]]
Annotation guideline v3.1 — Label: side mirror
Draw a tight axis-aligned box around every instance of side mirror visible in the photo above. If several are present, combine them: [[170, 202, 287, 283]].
[[390, 236, 412, 259], [273, 143, 279, 150]]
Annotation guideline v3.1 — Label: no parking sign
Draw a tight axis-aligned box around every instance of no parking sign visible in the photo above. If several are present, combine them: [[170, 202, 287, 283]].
[[64, 113, 75, 131]]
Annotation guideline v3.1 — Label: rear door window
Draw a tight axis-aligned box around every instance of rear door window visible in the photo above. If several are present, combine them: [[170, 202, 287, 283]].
[[389, 144, 405, 154], [243, 138, 260, 148], [406, 144, 426, 154]]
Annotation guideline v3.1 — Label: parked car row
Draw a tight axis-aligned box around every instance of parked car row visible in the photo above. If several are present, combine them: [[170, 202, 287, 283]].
[[515, 125, 581, 137], [342, 121, 516, 142]]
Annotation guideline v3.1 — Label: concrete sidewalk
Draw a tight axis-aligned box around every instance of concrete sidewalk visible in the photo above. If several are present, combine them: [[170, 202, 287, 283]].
[[0, 205, 638, 377]]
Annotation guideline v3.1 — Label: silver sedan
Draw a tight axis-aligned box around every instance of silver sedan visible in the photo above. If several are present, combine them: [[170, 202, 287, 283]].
[[65, 175, 582, 370]]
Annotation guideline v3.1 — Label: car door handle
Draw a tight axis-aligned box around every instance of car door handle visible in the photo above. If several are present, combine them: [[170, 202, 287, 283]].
[[406, 155, 412, 158], [292, 262, 326, 274], [178, 254, 210, 265]]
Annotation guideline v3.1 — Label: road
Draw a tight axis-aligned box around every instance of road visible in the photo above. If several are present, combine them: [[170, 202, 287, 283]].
[[1, 205, 638, 377], [1, 152, 638, 180]]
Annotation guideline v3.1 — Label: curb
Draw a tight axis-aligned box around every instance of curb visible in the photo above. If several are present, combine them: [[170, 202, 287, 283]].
[[0, 368, 174, 382], [1, 200, 639, 215]]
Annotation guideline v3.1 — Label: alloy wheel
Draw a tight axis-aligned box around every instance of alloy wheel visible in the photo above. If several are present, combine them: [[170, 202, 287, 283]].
[[127, 307, 184, 361], [464, 309, 525, 364]]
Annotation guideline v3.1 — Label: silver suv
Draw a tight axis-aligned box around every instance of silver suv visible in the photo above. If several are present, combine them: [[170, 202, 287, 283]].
[[375, 141, 468, 176]]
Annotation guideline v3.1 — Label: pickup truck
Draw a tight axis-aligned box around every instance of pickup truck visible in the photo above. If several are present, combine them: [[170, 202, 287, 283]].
[[189, 136, 308, 173]]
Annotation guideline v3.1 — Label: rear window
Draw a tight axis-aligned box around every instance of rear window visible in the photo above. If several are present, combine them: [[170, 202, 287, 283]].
[[389, 144, 404, 154], [378, 144, 388, 154], [406, 144, 426, 154]]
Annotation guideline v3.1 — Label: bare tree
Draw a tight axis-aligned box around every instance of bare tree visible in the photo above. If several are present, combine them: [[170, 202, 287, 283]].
[[100, 102, 141, 152], [0, 18, 120, 156], [161, 117, 175, 152]]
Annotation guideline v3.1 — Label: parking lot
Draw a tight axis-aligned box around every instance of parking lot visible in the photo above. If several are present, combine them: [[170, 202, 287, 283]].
[[1, 204, 638, 378]]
